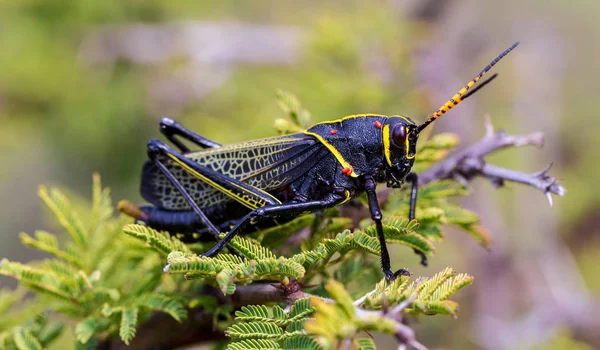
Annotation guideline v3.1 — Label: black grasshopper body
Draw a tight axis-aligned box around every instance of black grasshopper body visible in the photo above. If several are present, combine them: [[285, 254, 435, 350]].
[[139, 115, 416, 235], [122, 42, 519, 280]]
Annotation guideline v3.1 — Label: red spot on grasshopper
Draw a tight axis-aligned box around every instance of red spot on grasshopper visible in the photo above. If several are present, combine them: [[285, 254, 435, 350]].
[[330, 129, 338, 135], [341, 168, 352, 176], [374, 121, 383, 129]]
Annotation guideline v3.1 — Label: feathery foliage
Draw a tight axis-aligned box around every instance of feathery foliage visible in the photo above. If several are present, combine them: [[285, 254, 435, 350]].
[[226, 297, 317, 348], [360, 267, 474, 317], [0, 313, 64, 350], [1, 175, 188, 347]]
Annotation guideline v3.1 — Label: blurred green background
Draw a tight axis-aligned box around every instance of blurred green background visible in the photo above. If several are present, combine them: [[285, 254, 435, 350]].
[[1, 0, 599, 349]]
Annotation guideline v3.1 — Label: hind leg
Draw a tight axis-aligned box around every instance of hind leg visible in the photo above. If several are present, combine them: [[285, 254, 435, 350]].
[[159, 117, 221, 152]]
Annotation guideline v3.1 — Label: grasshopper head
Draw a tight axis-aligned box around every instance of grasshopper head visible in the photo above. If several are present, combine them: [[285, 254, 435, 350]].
[[382, 42, 520, 187], [382, 116, 418, 187]]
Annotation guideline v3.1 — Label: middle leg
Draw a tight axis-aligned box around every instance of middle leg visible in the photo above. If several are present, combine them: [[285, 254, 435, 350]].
[[406, 172, 428, 266], [203, 191, 348, 257], [364, 176, 411, 281]]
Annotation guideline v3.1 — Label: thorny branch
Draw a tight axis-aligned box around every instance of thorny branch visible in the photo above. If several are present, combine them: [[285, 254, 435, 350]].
[[417, 117, 565, 202]]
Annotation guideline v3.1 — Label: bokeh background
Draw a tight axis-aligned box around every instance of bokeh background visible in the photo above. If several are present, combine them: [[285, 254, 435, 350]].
[[1, 1, 599, 349]]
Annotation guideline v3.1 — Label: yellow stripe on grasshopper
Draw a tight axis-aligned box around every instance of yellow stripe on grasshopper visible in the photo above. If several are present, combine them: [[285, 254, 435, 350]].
[[382, 124, 393, 166], [303, 131, 358, 177]]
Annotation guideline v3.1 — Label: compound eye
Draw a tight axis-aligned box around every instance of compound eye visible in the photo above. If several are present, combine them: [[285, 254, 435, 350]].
[[391, 124, 407, 147]]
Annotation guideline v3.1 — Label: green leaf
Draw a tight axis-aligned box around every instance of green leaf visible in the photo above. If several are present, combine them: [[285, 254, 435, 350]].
[[89, 173, 113, 236], [229, 339, 281, 350], [415, 207, 446, 224], [424, 300, 459, 317], [166, 253, 218, 277], [229, 236, 276, 260], [284, 320, 306, 334], [385, 230, 434, 255], [417, 133, 460, 151], [119, 308, 138, 345], [288, 298, 315, 323], [358, 268, 473, 317], [136, 294, 187, 322], [12, 329, 42, 350], [350, 231, 381, 255], [216, 269, 236, 295], [443, 205, 479, 226], [275, 89, 312, 129], [235, 305, 270, 322], [38, 186, 88, 248], [0, 288, 26, 316], [431, 273, 474, 302], [414, 180, 470, 200], [325, 280, 355, 320], [123, 224, 192, 255], [19, 231, 83, 268], [38, 323, 64, 347], [75, 337, 98, 350], [281, 335, 321, 350], [226, 322, 284, 340], [362, 218, 435, 256], [355, 337, 377, 350], [75, 317, 110, 344], [234, 305, 286, 325], [250, 258, 306, 281], [0, 260, 78, 302], [272, 306, 286, 324], [456, 224, 493, 250], [418, 267, 455, 302]]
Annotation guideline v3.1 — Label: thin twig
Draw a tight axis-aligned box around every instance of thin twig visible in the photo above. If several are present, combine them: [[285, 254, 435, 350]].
[[417, 118, 565, 205]]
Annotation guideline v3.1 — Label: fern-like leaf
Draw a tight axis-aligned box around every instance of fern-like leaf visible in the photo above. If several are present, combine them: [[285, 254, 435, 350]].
[[354, 337, 376, 350], [287, 298, 315, 323], [12, 329, 42, 350], [359, 268, 472, 317], [226, 322, 284, 340], [38, 186, 88, 248], [363, 218, 435, 256], [19, 231, 83, 268], [136, 294, 187, 322], [418, 267, 455, 302], [75, 317, 111, 344], [119, 308, 138, 345], [37, 323, 64, 347], [229, 339, 282, 350], [0, 260, 78, 302], [251, 258, 305, 281], [424, 300, 459, 317], [235, 305, 286, 325], [281, 336, 321, 350], [431, 273, 474, 302], [0, 288, 26, 316], [275, 89, 312, 129], [229, 236, 275, 260], [89, 173, 113, 236], [123, 224, 192, 255], [216, 269, 236, 295]]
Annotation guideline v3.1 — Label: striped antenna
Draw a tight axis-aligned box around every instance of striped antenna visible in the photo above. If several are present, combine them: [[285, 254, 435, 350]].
[[416, 41, 519, 134]]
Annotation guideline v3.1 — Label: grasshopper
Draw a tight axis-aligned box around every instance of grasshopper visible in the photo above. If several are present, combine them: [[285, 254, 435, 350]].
[[120, 42, 519, 280]]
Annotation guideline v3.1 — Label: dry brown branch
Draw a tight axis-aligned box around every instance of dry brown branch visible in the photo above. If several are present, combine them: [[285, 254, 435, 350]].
[[417, 117, 565, 201]]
